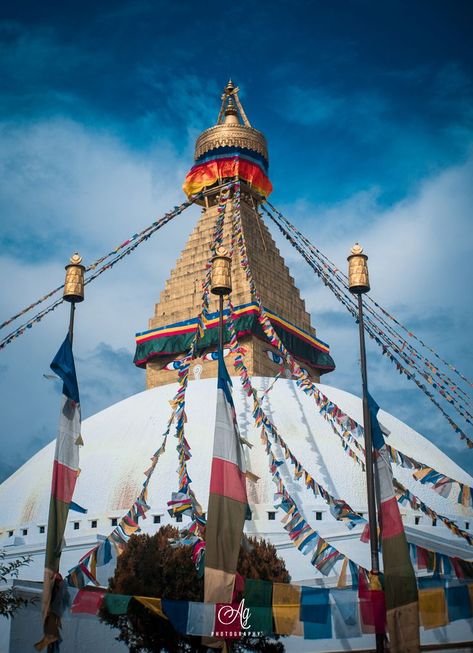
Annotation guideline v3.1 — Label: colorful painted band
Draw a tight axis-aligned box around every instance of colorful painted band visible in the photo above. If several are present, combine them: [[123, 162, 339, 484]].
[[136, 303, 329, 352], [182, 156, 272, 198], [133, 304, 335, 373]]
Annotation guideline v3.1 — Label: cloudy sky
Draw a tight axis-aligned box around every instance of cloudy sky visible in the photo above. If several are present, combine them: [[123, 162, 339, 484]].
[[0, 0, 472, 481]]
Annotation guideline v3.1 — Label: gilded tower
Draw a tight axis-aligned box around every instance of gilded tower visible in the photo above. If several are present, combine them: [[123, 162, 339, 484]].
[[134, 81, 335, 388]]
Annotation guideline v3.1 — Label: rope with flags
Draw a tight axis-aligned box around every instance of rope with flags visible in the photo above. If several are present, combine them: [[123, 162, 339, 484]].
[[0, 193, 203, 350], [264, 198, 473, 393], [261, 202, 473, 448], [166, 184, 234, 535]]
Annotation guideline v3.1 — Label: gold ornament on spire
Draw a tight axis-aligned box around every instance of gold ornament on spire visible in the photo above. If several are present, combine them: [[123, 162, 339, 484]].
[[194, 80, 268, 163], [63, 252, 85, 302], [347, 243, 370, 294]]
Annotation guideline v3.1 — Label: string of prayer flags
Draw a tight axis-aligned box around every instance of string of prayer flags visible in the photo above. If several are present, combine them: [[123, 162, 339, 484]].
[[262, 201, 473, 446], [1, 192, 207, 351], [66, 420, 171, 589], [261, 201, 472, 417], [167, 186, 232, 538], [78, 573, 473, 641], [395, 478, 473, 546], [226, 296, 367, 534]]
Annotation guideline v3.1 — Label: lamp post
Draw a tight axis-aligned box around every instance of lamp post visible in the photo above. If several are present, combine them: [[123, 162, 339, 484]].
[[63, 253, 85, 344], [210, 247, 232, 353], [347, 244, 384, 653]]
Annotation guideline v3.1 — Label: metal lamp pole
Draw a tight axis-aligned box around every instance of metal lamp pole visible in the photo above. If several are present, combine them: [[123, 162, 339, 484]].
[[347, 244, 384, 653], [210, 247, 232, 353], [63, 253, 85, 342]]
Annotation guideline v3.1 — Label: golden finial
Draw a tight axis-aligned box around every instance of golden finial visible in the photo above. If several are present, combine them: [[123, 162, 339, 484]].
[[347, 243, 370, 294], [211, 246, 232, 296], [63, 252, 85, 303]]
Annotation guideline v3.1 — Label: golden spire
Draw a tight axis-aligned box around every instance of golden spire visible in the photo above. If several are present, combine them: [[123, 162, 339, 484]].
[[194, 80, 268, 163]]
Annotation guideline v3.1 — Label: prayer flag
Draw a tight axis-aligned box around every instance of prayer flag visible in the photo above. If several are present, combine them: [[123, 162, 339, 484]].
[[244, 578, 273, 634], [35, 335, 82, 651], [418, 577, 448, 630], [446, 583, 472, 622], [369, 394, 420, 653], [70, 588, 105, 615], [162, 600, 189, 635], [358, 569, 386, 635], [301, 587, 332, 639], [186, 601, 216, 636], [331, 588, 361, 639], [204, 351, 248, 604], [104, 593, 132, 615], [272, 582, 302, 636], [135, 596, 167, 620]]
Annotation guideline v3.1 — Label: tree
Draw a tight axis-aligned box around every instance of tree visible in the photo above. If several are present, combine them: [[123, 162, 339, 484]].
[[0, 550, 32, 618], [100, 526, 290, 652]]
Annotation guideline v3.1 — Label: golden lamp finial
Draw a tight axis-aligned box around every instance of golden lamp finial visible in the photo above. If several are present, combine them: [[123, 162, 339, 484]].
[[211, 247, 232, 296], [347, 243, 370, 294], [63, 252, 85, 303]]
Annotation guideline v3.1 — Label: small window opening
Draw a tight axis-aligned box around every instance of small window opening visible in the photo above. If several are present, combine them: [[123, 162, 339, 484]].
[[39, 525, 45, 534], [91, 520, 97, 529], [432, 518, 437, 527], [315, 511, 323, 521], [268, 511, 276, 521], [111, 517, 118, 527], [22, 528, 28, 536], [153, 515, 161, 524], [415, 516, 421, 525], [8, 530, 13, 537], [466, 522, 470, 530], [74, 522, 80, 530], [176, 514, 183, 523]]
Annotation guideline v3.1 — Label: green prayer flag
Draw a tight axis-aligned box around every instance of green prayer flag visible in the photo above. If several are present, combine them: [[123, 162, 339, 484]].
[[244, 578, 273, 634], [104, 593, 132, 615]]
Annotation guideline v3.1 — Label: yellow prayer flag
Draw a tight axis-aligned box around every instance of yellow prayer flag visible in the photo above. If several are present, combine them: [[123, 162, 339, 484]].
[[273, 583, 303, 636], [135, 597, 168, 620], [419, 588, 448, 630]]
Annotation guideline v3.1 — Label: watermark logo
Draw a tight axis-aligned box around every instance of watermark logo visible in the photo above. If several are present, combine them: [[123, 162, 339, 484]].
[[217, 599, 250, 630], [211, 599, 263, 637]]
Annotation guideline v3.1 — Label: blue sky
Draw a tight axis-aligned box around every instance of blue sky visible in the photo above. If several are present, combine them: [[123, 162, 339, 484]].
[[0, 0, 472, 480]]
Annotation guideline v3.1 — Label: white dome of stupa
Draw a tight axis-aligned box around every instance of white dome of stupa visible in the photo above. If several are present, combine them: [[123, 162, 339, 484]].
[[1, 377, 471, 586]]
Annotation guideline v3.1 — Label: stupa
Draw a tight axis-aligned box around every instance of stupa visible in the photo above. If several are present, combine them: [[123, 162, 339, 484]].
[[0, 82, 472, 652]]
